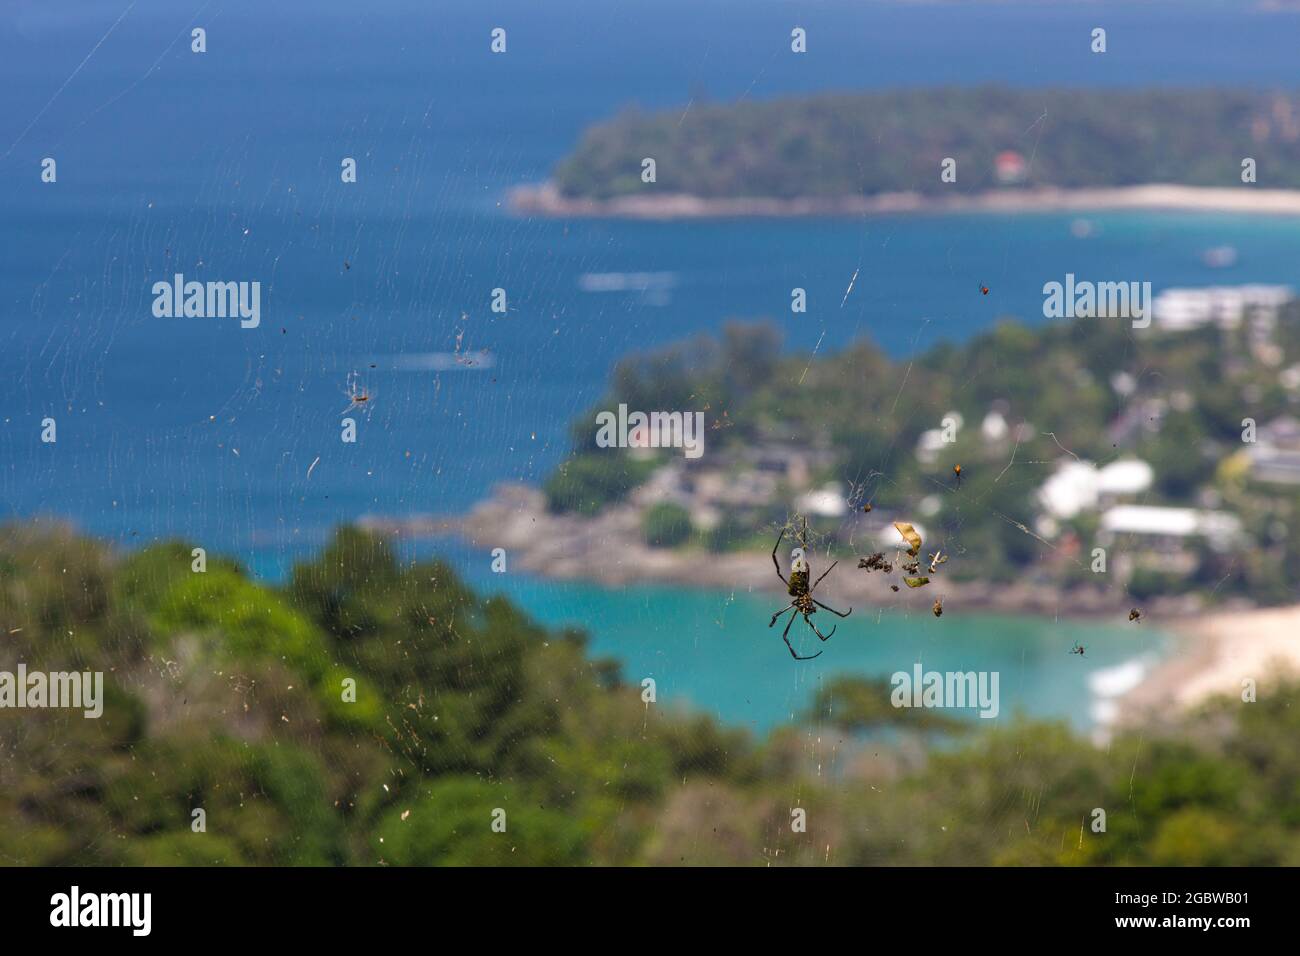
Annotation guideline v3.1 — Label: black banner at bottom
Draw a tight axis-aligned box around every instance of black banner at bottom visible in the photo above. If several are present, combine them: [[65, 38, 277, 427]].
[[0, 866, 1274, 942]]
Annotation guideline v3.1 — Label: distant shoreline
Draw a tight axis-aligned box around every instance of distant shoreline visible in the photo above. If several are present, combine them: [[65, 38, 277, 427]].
[[366, 483, 1205, 621], [509, 182, 1300, 220]]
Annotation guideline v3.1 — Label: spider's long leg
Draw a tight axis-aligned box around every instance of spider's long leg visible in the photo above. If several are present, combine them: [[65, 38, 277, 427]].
[[785, 640, 822, 661], [806, 616, 837, 642], [783, 613, 822, 660], [810, 559, 839, 592], [813, 599, 852, 618], [769, 604, 796, 628], [771, 529, 788, 585]]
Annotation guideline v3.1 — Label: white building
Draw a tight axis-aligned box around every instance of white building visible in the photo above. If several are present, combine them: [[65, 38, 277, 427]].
[[981, 410, 1009, 442], [795, 482, 848, 518], [1247, 447, 1300, 486], [1247, 415, 1300, 486], [1038, 458, 1155, 520], [1153, 285, 1292, 332], [1098, 504, 1242, 551]]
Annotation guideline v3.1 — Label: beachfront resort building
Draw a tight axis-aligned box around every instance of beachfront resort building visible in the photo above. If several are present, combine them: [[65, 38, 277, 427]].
[[795, 482, 849, 518], [1246, 415, 1300, 486], [1033, 460, 1248, 578], [1038, 458, 1155, 520], [1096, 504, 1244, 579], [1152, 285, 1292, 332]]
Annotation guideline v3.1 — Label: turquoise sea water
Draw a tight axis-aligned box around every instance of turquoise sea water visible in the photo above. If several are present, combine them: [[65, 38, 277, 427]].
[[492, 577, 1169, 736], [432, 539, 1168, 735], [0, 0, 1289, 729]]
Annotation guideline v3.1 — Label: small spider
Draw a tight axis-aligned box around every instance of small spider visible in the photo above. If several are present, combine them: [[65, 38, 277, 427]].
[[769, 521, 852, 660], [1129, 607, 1143, 623], [952, 464, 963, 488], [978, 282, 990, 296], [1070, 642, 1086, 656], [341, 371, 373, 416]]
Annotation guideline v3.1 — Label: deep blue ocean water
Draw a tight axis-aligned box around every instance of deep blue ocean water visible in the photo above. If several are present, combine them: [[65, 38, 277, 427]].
[[1, 0, 1295, 730]]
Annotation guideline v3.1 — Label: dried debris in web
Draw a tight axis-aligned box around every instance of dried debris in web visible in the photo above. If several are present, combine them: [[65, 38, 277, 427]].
[[857, 521, 949, 606]]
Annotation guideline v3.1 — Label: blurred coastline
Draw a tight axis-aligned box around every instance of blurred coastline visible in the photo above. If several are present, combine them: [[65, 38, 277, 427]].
[[442, 483, 1198, 619], [511, 183, 1300, 220]]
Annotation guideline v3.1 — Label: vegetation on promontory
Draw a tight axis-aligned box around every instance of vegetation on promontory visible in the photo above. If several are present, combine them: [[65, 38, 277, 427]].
[[551, 87, 1300, 200]]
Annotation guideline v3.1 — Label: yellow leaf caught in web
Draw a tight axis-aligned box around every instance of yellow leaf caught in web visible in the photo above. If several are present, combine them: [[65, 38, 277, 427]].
[[894, 521, 922, 556]]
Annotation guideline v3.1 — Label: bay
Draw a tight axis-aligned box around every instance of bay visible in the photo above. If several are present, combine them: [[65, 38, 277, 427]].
[[448, 548, 1168, 736]]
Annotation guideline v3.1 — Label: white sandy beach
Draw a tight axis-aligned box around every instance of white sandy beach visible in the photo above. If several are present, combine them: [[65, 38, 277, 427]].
[[510, 182, 1300, 220], [1119, 604, 1300, 721]]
